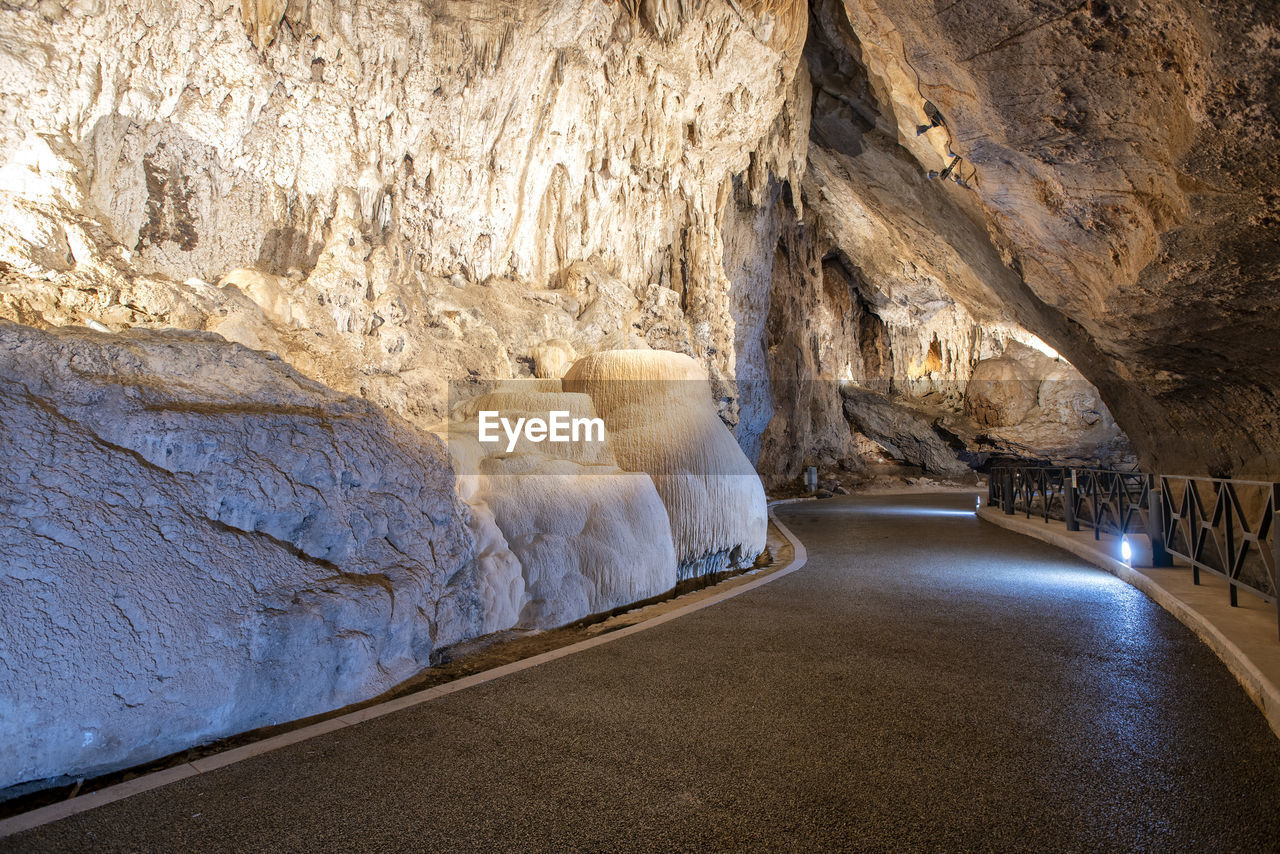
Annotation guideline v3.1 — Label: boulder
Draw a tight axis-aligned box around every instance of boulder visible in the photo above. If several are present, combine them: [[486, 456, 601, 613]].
[[964, 356, 1039, 428], [841, 385, 972, 477], [0, 320, 477, 792]]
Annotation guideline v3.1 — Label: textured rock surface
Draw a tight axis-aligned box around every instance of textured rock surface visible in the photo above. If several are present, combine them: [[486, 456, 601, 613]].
[[841, 386, 971, 477], [1, 0, 1276, 796], [752, 188, 1033, 487], [0, 0, 1157, 485], [949, 343, 1134, 468], [443, 385, 677, 629], [564, 350, 768, 579], [965, 354, 1039, 428], [807, 0, 1280, 477], [842, 341, 1132, 474], [0, 0, 809, 430], [0, 320, 477, 791], [1, 0, 1275, 474]]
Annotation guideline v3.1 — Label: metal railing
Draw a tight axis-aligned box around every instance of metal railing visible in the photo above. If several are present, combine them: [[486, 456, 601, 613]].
[[989, 464, 1279, 639], [1159, 477, 1279, 610]]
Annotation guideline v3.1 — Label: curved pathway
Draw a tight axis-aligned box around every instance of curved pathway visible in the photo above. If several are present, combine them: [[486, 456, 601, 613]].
[[7, 493, 1280, 852]]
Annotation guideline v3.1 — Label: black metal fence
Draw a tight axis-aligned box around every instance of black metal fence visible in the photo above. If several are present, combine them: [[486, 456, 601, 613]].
[[989, 465, 1279, 639]]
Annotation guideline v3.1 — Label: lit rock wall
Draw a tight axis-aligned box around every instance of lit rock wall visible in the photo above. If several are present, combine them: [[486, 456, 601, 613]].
[[4, 0, 1271, 794], [0, 320, 477, 790], [808, 0, 1280, 477], [952, 343, 1133, 468], [0, 0, 809, 428]]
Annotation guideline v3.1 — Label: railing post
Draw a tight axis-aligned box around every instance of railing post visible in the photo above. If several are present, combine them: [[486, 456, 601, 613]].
[[1273, 484, 1280, 641], [1147, 474, 1172, 567], [1224, 483, 1238, 607], [1064, 468, 1079, 532], [1092, 473, 1101, 540], [1004, 468, 1016, 515], [1190, 479, 1201, 585]]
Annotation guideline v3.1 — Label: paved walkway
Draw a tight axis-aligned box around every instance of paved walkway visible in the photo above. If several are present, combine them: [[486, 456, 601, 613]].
[[7, 493, 1280, 852]]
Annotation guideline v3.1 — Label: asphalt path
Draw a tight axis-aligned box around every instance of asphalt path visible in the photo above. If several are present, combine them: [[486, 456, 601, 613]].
[[8, 493, 1280, 852]]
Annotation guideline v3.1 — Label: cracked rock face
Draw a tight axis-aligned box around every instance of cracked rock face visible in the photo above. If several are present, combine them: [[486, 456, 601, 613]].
[[0, 320, 477, 790]]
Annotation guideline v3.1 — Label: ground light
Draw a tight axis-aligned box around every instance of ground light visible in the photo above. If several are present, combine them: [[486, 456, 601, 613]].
[[1121, 535, 1132, 564]]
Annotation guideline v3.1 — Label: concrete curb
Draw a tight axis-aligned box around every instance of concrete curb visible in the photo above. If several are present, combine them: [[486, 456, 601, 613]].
[[978, 506, 1280, 741], [0, 511, 810, 839]]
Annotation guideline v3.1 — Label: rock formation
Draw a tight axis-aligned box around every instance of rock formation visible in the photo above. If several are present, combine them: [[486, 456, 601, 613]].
[[443, 385, 677, 629], [564, 350, 769, 578], [0, 0, 810, 434], [800, 0, 1280, 477], [0, 320, 476, 789], [950, 342, 1134, 468], [841, 385, 972, 477], [965, 353, 1040, 429]]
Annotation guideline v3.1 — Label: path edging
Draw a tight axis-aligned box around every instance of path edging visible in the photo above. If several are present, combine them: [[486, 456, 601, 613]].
[[0, 510, 809, 839], [978, 506, 1280, 740]]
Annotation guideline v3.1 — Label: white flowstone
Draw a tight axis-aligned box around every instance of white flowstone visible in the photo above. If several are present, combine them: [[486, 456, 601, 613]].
[[442, 386, 677, 629], [564, 350, 768, 579]]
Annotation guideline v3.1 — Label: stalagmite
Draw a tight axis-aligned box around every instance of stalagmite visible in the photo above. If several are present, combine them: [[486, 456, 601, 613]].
[[564, 350, 768, 579]]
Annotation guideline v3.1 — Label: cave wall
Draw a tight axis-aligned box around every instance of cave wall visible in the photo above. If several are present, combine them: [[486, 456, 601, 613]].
[[1, 0, 1276, 794], [809, 0, 1280, 477], [0, 0, 811, 793], [0, 0, 809, 428], [0, 0, 1152, 480], [755, 0, 1137, 484], [0, 320, 478, 789]]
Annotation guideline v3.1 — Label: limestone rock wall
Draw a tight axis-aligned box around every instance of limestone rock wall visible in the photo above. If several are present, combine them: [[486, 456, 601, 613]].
[[0, 320, 477, 790], [749, 0, 1127, 488], [950, 342, 1134, 468], [0, 0, 1150, 483], [0, 0, 809, 428], [807, 0, 1280, 477]]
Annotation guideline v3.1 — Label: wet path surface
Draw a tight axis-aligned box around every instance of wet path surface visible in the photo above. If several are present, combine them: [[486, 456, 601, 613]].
[[8, 493, 1280, 852]]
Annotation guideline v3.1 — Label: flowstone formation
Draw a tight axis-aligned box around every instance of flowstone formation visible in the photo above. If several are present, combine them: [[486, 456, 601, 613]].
[[0, 320, 477, 791], [441, 348, 770, 624], [565, 349, 769, 579], [443, 386, 678, 630]]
